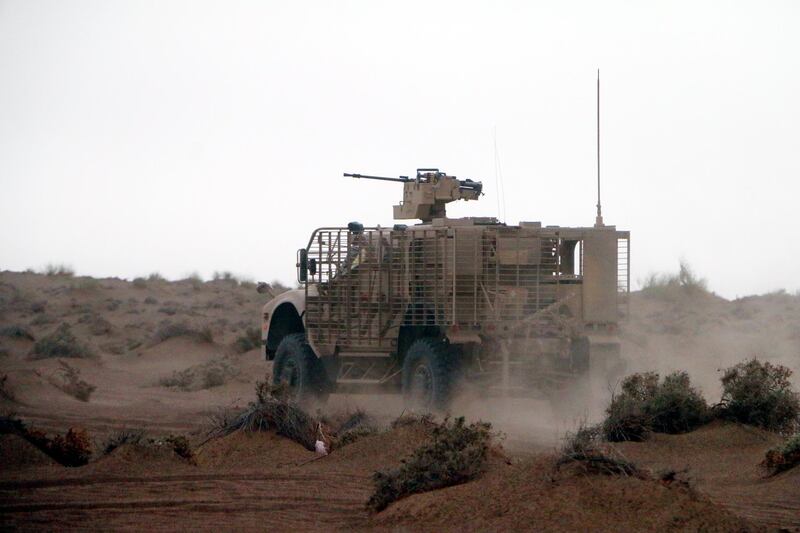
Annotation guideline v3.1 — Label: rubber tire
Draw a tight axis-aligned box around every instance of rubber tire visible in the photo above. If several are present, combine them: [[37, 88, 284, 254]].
[[401, 338, 457, 411], [272, 333, 329, 406]]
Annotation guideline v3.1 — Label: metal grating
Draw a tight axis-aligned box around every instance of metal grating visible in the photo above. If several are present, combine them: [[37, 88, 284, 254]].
[[303, 226, 587, 351]]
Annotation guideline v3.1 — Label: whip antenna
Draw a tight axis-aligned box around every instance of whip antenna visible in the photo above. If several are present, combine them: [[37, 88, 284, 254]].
[[595, 69, 604, 227]]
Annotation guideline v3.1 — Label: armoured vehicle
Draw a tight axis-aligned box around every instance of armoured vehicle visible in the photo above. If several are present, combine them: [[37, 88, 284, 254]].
[[260, 168, 629, 408]]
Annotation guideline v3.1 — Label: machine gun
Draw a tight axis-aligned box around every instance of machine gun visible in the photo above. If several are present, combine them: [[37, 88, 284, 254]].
[[344, 168, 483, 223]]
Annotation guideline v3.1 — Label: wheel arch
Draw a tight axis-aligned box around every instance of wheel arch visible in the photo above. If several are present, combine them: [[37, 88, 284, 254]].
[[262, 290, 306, 360]]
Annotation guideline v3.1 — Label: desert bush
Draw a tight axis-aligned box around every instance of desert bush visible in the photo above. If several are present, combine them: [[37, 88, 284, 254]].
[[87, 316, 113, 336], [30, 323, 93, 359], [0, 325, 35, 341], [103, 429, 144, 454], [603, 371, 709, 442], [159, 357, 239, 391], [132, 277, 148, 289], [209, 381, 318, 450], [718, 359, 800, 432], [147, 272, 166, 282], [213, 271, 238, 284], [558, 423, 641, 476], [0, 373, 15, 402], [26, 427, 92, 467], [332, 410, 380, 448], [30, 301, 46, 314], [641, 260, 707, 297], [144, 296, 158, 305], [72, 278, 100, 291], [165, 435, 194, 461], [51, 360, 96, 401], [158, 306, 178, 315], [367, 417, 491, 512], [234, 327, 262, 353], [151, 321, 214, 345], [182, 272, 204, 290], [762, 434, 800, 474], [30, 314, 54, 326], [44, 264, 74, 277]]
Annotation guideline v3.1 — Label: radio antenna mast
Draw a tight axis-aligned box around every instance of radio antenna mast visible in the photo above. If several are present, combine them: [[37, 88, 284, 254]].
[[595, 68, 604, 227]]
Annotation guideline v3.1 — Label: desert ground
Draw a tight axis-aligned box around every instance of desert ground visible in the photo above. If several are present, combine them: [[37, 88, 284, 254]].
[[1, 270, 798, 531]]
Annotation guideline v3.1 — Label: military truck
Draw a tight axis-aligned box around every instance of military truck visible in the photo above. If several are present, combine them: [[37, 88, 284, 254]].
[[260, 169, 629, 408]]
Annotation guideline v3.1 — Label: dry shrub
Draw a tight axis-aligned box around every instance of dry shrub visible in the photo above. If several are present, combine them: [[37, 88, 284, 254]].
[[0, 325, 35, 341], [165, 435, 194, 461], [332, 409, 380, 448], [71, 278, 100, 291], [30, 323, 93, 359], [367, 417, 491, 512], [762, 434, 800, 474], [208, 379, 318, 451], [151, 321, 214, 345], [160, 357, 239, 391], [641, 260, 708, 298], [0, 373, 15, 402], [25, 427, 92, 467], [103, 429, 144, 454], [102, 430, 195, 462], [558, 423, 641, 477], [44, 264, 74, 277], [234, 327, 262, 353], [132, 277, 148, 289], [718, 359, 800, 432], [603, 371, 709, 442], [84, 315, 113, 336], [147, 272, 166, 282], [213, 271, 239, 285], [52, 360, 96, 402]]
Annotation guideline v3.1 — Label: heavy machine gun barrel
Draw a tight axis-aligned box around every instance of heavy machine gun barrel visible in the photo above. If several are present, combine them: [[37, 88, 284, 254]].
[[343, 173, 410, 183]]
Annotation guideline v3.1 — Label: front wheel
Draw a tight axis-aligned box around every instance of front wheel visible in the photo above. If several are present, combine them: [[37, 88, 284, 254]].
[[272, 333, 329, 407], [401, 338, 457, 411]]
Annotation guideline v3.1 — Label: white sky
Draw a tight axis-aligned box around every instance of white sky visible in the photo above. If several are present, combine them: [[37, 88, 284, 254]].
[[1, 0, 798, 298]]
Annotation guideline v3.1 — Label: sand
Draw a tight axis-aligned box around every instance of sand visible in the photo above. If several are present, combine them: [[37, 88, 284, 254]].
[[1, 271, 799, 531]]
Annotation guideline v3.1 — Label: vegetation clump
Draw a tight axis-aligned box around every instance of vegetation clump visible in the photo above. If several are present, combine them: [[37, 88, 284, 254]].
[[102, 430, 195, 462], [718, 359, 799, 432], [151, 321, 214, 345], [208, 380, 318, 451], [44, 264, 74, 277], [559, 423, 641, 477], [0, 325, 35, 341], [103, 429, 144, 454], [367, 417, 491, 512], [160, 357, 239, 391], [603, 371, 709, 442], [762, 434, 800, 474], [234, 327, 262, 353], [332, 409, 380, 448], [641, 260, 708, 298], [0, 372, 15, 402], [51, 360, 96, 401], [30, 323, 93, 359], [6, 419, 93, 467]]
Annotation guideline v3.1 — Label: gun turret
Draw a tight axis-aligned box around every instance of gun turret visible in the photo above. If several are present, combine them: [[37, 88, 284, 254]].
[[344, 168, 483, 223]]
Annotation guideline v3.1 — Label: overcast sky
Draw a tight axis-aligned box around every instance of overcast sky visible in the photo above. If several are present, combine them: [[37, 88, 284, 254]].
[[1, 0, 798, 298]]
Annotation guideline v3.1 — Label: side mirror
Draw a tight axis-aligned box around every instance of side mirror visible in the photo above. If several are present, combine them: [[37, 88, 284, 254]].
[[308, 258, 317, 276], [297, 249, 308, 283]]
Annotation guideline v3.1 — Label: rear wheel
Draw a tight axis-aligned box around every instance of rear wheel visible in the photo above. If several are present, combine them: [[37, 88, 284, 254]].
[[272, 333, 329, 406], [401, 338, 457, 411]]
